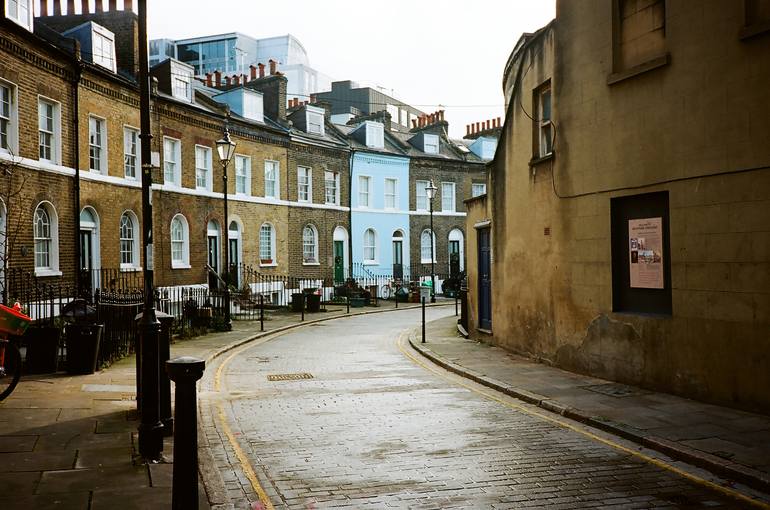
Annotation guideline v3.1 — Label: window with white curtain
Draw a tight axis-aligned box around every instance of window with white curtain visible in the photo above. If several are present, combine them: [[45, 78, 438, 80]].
[[235, 155, 251, 195], [170, 214, 190, 268], [441, 182, 456, 212], [264, 160, 279, 199], [195, 145, 212, 190], [358, 175, 371, 207], [384, 178, 397, 210], [363, 228, 377, 263], [420, 229, 436, 263], [298, 166, 311, 202], [260, 223, 276, 264], [302, 225, 318, 264], [415, 180, 428, 211], [120, 211, 139, 268]]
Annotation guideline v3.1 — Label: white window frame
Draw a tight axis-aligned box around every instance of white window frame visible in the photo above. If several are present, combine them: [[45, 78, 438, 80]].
[[423, 134, 439, 154], [37, 97, 60, 164], [123, 126, 139, 180], [297, 166, 312, 203], [441, 182, 456, 212], [415, 180, 429, 212], [264, 160, 279, 199], [195, 145, 213, 191], [538, 84, 553, 157], [119, 211, 140, 270], [306, 108, 325, 135], [384, 178, 397, 210], [358, 175, 371, 208], [5, 0, 33, 31], [420, 229, 436, 264], [0, 80, 18, 155], [324, 170, 339, 205], [302, 224, 319, 265], [259, 223, 276, 266], [234, 154, 251, 196], [92, 24, 116, 72], [33, 201, 60, 276], [472, 183, 487, 197], [170, 214, 190, 269], [363, 228, 377, 264], [163, 136, 181, 187], [88, 115, 107, 174], [365, 121, 384, 148]]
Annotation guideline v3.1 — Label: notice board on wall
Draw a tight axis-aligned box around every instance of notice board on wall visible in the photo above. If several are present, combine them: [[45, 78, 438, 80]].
[[628, 217, 664, 289]]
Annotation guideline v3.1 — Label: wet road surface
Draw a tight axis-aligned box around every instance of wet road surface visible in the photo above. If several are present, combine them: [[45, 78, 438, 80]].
[[201, 308, 768, 509]]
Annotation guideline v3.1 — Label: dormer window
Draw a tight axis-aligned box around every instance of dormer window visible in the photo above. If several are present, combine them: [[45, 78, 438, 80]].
[[5, 0, 33, 31], [92, 26, 116, 72], [170, 61, 193, 102], [365, 121, 384, 149], [214, 88, 263, 122], [423, 134, 439, 154], [306, 106, 325, 135]]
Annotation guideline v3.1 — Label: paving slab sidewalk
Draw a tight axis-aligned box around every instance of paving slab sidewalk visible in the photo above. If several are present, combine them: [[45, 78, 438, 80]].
[[410, 315, 770, 494], [0, 300, 436, 510]]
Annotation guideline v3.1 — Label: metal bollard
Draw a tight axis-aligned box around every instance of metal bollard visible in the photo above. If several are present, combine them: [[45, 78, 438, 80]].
[[422, 296, 426, 343], [300, 293, 305, 322], [166, 356, 205, 510], [346, 294, 350, 314], [455, 295, 458, 316], [395, 285, 398, 309], [259, 294, 264, 332], [157, 311, 175, 437]]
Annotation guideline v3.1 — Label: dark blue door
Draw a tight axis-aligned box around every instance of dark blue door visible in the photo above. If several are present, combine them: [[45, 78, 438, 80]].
[[477, 228, 492, 330]]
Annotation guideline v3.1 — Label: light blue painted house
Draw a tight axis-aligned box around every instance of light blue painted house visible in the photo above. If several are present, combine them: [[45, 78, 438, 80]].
[[340, 119, 411, 278]]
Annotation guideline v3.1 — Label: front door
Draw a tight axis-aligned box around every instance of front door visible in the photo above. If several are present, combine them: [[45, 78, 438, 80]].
[[79, 230, 93, 296], [477, 228, 492, 330], [449, 240, 460, 278], [334, 241, 344, 284], [392, 240, 403, 280], [208, 235, 219, 290], [229, 238, 239, 288]]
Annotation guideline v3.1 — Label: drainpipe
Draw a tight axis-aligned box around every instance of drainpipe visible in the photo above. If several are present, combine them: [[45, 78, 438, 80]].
[[72, 41, 83, 295], [347, 149, 354, 279]]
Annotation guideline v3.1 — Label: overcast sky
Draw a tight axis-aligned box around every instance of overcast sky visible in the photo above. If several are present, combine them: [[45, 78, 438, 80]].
[[148, 0, 555, 139]]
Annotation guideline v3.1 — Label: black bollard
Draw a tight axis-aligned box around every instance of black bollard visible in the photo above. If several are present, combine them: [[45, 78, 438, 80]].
[[455, 294, 458, 316], [166, 356, 205, 510], [157, 311, 175, 437], [300, 293, 305, 322], [259, 294, 264, 332], [395, 285, 398, 309], [422, 296, 426, 343], [346, 294, 350, 314]]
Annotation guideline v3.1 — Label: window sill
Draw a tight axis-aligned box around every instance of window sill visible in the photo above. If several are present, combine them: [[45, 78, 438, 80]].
[[607, 53, 670, 85], [34, 269, 62, 278], [477, 328, 493, 336], [362, 261, 379, 266], [325, 201, 340, 206], [259, 262, 277, 268], [529, 152, 554, 167], [171, 262, 191, 270], [302, 262, 320, 266], [420, 260, 437, 264], [120, 265, 142, 272], [740, 20, 770, 40]]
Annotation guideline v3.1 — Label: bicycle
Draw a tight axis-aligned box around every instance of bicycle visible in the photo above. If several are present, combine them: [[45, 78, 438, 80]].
[[0, 303, 32, 401], [380, 279, 404, 301]]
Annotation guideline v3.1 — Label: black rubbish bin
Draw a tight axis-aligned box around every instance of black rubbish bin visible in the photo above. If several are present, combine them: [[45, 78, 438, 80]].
[[65, 324, 103, 374], [305, 293, 321, 313], [24, 326, 61, 374], [291, 293, 304, 312]]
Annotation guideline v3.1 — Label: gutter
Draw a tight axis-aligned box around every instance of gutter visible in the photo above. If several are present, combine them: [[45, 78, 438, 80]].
[[72, 41, 83, 293]]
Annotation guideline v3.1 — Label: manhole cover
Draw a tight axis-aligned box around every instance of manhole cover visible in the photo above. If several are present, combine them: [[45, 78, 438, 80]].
[[583, 383, 648, 398], [267, 373, 314, 381]]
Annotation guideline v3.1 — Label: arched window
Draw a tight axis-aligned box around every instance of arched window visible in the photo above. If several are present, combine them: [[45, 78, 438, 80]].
[[302, 224, 318, 264], [33, 202, 59, 274], [120, 211, 140, 268], [260, 223, 276, 265], [363, 228, 377, 263], [420, 229, 436, 263], [170, 214, 190, 268]]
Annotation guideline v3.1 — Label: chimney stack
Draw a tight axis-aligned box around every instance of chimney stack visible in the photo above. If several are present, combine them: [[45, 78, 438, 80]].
[[439, 110, 445, 122], [205, 73, 212, 87], [225, 76, 232, 86], [269, 59, 277, 75], [233, 75, 240, 86], [125, 0, 134, 11], [214, 70, 222, 87], [466, 124, 470, 136], [497, 117, 501, 128], [258, 63, 265, 78], [249, 65, 257, 81], [80, 0, 88, 14]]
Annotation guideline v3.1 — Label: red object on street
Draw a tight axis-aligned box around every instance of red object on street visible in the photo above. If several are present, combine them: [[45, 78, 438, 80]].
[[0, 303, 32, 336]]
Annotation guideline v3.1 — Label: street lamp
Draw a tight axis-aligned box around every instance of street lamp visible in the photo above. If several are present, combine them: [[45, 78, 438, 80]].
[[425, 179, 438, 303], [216, 127, 236, 331]]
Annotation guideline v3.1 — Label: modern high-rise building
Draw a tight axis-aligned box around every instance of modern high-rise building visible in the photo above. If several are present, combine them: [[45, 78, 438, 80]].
[[149, 32, 332, 102]]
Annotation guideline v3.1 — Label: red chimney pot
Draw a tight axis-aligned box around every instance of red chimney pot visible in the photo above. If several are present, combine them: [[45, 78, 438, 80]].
[[269, 59, 277, 75], [109, 0, 117, 11], [233, 75, 240, 86], [80, 0, 88, 14], [497, 117, 501, 128], [205, 73, 212, 87], [249, 65, 257, 80], [257, 63, 265, 78], [95, 0, 103, 12], [124, 0, 134, 11], [214, 70, 222, 87]]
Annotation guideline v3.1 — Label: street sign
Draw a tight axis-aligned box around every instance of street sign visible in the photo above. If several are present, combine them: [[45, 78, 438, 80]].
[[420, 286, 431, 300]]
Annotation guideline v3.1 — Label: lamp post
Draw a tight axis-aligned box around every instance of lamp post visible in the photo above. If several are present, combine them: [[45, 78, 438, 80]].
[[425, 180, 438, 303], [216, 127, 236, 331]]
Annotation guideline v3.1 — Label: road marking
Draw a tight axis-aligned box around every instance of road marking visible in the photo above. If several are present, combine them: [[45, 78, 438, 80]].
[[213, 337, 282, 510], [396, 332, 770, 510]]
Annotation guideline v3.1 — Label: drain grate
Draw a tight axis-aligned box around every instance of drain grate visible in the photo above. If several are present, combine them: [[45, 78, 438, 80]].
[[267, 373, 314, 381], [583, 382, 648, 398]]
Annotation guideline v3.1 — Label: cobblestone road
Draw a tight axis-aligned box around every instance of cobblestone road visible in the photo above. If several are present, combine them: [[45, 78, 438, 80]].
[[201, 308, 766, 509]]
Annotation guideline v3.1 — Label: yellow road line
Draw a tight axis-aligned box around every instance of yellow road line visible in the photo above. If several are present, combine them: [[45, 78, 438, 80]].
[[213, 338, 281, 510], [396, 333, 770, 510]]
